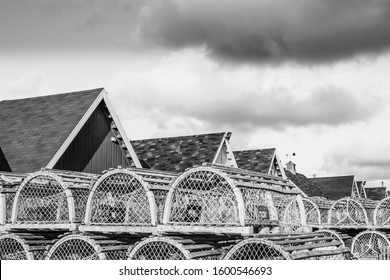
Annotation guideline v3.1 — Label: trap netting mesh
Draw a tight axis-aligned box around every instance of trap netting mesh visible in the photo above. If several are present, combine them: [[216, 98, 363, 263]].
[[374, 197, 390, 227], [90, 172, 152, 225], [16, 174, 69, 223], [328, 198, 368, 227], [48, 238, 100, 260], [168, 170, 240, 225], [0, 235, 29, 260], [351, 231, 390, 259], [224, 240, 288, 260]]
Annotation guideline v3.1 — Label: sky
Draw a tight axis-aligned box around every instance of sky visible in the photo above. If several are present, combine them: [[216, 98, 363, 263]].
[[1, 0, 390, 187]]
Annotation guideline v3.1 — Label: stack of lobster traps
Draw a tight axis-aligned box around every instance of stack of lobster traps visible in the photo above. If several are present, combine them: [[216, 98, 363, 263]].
[[288, 194, 390, 259], [0, 164, 353, 260]]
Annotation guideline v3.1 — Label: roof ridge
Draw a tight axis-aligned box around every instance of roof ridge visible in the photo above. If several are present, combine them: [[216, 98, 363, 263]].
[[234, 148, 276, 152], [0, 87, 104, 102], [132, 131, 227, 141]]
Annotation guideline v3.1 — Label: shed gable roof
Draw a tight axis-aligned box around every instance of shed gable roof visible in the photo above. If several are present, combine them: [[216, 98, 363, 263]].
[[131, 132, 226, 173], [308, 175, 354, 200], [284, 169, 324, 197], [233, 148, 275, 174], [364, 187, 387, 201], [0, 88, 102, 172]]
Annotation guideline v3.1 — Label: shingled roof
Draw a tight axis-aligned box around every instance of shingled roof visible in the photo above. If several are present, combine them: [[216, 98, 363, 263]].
[[364, 187, 387, 201], [308, 175, 354, 200], [233, 148, 275, 174], [131, 132, 228, 173], [284, 170, 324, 197], [0, 88, 141, 173]]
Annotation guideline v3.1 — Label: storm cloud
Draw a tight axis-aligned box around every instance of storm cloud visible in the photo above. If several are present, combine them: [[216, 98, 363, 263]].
[[126, 0, 390, 64], [2, 0, 390, 64]]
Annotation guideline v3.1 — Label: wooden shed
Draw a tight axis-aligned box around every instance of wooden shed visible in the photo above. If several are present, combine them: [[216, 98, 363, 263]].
[[0, 88, 143, 174]]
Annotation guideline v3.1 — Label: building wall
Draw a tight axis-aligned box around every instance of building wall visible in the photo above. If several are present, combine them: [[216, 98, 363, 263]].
[[54, 104, 130, 174]]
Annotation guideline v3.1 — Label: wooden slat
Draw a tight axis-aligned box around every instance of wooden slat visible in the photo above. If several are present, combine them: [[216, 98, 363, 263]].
[[28, 245, 48, 251], [291, 247, 351, 260], [282, 241, 342, 252], [188, 249, 223, 259], [182, 244, 214, 250], [100, 245, 131, 252], [273, 236, 335, 245]]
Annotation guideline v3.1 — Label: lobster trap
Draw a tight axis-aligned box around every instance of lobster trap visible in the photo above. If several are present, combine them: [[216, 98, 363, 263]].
[[327, 197, 374, 228], [46, 233, 138, 260], [351, 230, 390, 259], [10, 170, 97, 230], [223, 232, 352, 260], [373, 196, 390, 228], [81, 168, 177, 234], [281, 196, 321, 233], [307, 197, 333, 225], [0, 232, 57, 260], [161, 164, 302, 235], [127, 236, 231, 260], [315, 229, 352, 249], [0, 172, 27, 228]]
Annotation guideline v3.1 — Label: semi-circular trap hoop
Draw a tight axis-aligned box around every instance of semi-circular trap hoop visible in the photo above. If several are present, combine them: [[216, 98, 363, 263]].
[[223, 238, 290, 260], [281, 196, 321, 233], [163, 164, 301, 227], [128, 236, 224, 260], [373, 196, 390, 227], [351, 230, 390, 259], [46, 234, 134, 260], [84, 168, 176, 228], [11, 170, 95, 228], [328, 197, 369, 227], [0, 233, 54, 260]]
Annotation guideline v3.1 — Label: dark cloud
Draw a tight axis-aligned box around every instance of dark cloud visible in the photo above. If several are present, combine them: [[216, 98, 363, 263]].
[[2, 0, 390, 63], [127, 0, 390, 64]]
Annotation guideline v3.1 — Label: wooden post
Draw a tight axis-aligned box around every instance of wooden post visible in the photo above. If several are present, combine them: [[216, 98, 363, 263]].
[[0, 193, 6, 225]]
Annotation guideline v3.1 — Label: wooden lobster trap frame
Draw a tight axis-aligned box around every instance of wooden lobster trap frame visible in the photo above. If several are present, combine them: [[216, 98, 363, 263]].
[[127, 235, 232, 260], [10, 169, 98, 231], [327, 197, 375, 228], [81, 167, 177, 234], [281, 196, 321, 233], [0, 232, 57, 260], [0, 172, 27, 230], [160, 164, 302, 235], [373, 196, 390, 228], [351, 230, 390, 259], [223, 232, 352, 260], [46, 233, 139, 260]]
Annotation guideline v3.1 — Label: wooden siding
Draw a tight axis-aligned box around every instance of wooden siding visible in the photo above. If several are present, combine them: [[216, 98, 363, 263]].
[[0, 147, 11, 172], [54, 103, 130, 174]]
